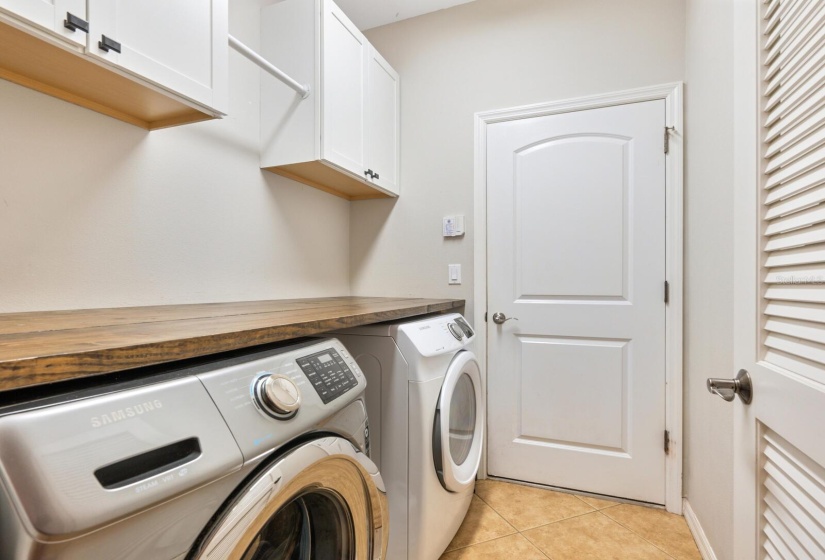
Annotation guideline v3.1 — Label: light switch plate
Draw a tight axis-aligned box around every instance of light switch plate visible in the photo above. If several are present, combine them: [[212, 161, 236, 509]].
[[448, 264, 461, 285]]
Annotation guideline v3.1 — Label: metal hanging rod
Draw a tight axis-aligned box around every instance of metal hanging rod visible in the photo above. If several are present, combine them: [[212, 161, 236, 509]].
[[228, 34, 310, 99]]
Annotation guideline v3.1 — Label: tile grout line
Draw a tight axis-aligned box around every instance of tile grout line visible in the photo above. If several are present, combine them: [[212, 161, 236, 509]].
[[595, 510, 679, 560], [441, 494, 518, 553], [445, 532, 552, 559]]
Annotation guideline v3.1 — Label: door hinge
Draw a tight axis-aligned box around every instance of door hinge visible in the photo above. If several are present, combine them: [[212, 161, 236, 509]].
[[664, 430, 670, 454], [484, 312, 488, 322], [664, 280, 670, 304], [664, 126, 675, 154]]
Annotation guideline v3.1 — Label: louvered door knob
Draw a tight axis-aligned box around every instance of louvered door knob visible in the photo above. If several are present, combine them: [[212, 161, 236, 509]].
[[707, 369, 752, 404]]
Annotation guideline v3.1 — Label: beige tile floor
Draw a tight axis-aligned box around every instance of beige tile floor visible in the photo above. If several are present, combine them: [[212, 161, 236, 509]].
[[440, 480, 702, 560]]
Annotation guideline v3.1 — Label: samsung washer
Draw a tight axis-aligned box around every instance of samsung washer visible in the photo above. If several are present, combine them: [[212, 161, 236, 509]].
[[0, 338, 388, 560], [333, 313, 483, 560]]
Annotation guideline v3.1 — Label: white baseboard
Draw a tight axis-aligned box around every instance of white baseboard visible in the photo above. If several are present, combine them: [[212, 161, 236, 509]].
[[682, 499, 718, 560]]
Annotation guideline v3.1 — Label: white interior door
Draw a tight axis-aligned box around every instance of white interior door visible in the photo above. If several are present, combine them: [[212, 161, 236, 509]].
[[486, 100, 667, 504], [732, 1, 825, 557]]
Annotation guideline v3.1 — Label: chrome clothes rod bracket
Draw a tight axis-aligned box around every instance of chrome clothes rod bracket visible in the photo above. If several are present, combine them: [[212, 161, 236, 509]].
[[228, 34, 310, 99]]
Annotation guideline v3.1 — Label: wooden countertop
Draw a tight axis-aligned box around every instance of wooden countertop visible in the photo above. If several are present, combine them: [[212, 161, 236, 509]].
[[0, 297, 464, 392]]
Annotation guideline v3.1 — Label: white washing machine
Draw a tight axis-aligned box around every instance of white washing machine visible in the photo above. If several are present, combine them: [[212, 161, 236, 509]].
[[334, 313, 483, 560], [0, 338, 388, 560]]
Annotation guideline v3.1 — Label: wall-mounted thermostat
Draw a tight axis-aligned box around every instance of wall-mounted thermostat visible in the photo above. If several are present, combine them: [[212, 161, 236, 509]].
[[443, 215, 465, 237]]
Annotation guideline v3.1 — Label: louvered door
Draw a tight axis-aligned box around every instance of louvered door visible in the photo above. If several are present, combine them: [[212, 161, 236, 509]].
[[733, 0, 825, 558]]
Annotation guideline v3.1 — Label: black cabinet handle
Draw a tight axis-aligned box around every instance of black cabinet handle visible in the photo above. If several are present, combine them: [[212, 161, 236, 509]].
[[364, 169, 374, 179], [373, 171, 379, 180], [64, 12, 89, 33], [99, 35, 122, 53]]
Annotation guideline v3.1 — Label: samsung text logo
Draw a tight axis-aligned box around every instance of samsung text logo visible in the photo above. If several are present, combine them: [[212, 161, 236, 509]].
[[90, 400, 163, 428]]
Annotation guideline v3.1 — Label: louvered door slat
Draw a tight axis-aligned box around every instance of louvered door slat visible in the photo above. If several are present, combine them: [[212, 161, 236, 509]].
[[765, 105, 825, 159], [766, 63, 825, 127], [765, 286, 825, 304], [765, 317, 825, 345], [765, 492, 825, 558], [765, 265, 825, 284], [765, 128, 825, 175], [767, 45, 825, 111], [765, 0, 806, 50], [766, 245, 825, 268], [764, 222, 825, 252], [766, 92, 825, 142], [765, 2, 825, 80], [766, 302, 825, 324], [763, 0, 825, 387], [765, 334, 825, 365], [761, 431, 825, 559]]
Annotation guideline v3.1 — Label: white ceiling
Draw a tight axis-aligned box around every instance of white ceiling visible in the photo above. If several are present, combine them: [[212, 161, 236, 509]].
[[334, 0, 477, 30]]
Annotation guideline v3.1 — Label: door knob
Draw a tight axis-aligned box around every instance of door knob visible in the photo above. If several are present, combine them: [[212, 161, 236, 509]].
[[492, 312, 518, 325], [707, 369, 752, 404]]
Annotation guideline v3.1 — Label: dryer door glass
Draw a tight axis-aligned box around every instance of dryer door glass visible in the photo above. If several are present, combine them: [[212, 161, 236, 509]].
[[435, 351, 484, 493], [449, 373, 476, 466]]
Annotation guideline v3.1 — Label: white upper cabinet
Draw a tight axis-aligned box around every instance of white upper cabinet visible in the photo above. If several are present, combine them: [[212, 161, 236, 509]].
[[261, 0, 400, 200], [0, 0, 226, 128], [86, 0, 227, 115], [0, 0, 87, 46], [321, 0, 367, 178], [365, 46, 400, 195]]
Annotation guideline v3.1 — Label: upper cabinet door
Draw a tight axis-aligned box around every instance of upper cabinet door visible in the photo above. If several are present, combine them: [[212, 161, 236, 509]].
[[366, 46, 399, 196], [86, 0, 227, 114], [321, 0, 367, 177], [0, 0, 87, 46]]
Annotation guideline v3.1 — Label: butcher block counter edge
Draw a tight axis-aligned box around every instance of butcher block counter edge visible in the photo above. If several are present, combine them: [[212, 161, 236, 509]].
[[0, 296, 465, 392]]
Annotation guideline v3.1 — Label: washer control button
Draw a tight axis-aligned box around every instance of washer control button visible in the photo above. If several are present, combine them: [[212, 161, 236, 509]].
[[448, 322, 465, 341], [256, 375, 301, 419]]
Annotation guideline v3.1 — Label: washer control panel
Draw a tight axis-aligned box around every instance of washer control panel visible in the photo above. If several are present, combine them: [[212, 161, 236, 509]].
[[296, 348, 359, 404], [196, 338, 366, 463]]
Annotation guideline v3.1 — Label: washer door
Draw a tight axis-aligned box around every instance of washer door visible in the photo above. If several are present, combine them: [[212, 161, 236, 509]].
[[433, 351, 484, 493], [189, 437, 388, 560]]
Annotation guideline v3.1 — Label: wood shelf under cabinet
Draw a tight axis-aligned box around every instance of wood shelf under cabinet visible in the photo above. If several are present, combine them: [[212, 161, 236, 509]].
[[265, 161, 395, 201], [0, 20, 216, 130]]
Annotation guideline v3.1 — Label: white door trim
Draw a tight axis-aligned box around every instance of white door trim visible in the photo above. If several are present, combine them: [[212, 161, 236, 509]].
[[473, 82, 684, 513]]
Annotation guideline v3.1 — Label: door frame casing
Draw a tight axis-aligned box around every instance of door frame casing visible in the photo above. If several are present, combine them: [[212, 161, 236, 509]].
[[731, 0, 758, 555], [473, 82, 684, 513]]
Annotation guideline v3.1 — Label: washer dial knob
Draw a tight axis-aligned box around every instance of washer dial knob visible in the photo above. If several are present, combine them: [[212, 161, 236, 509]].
[[448, 322, 465, 341], [256, 374, 301, 419]]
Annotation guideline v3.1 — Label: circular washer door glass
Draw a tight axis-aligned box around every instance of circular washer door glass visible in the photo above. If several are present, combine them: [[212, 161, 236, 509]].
[[241, 490, 351, 560], [449, 373, 477, 466]]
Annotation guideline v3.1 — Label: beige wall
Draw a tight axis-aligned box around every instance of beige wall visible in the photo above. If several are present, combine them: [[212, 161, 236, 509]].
[[356, 0, 686, 325], [360, 1, 737, 557], [0, 0, 350, 313], [683, 0, 735, 558]]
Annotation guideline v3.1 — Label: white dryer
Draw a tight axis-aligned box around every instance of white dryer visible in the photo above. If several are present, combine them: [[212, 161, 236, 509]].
[[334, 313, 483, 560]]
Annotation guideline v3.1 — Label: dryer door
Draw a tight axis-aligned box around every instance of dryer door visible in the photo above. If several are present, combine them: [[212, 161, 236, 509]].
[[189, 437, 388, 560], [434, 351, 484, 493]]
